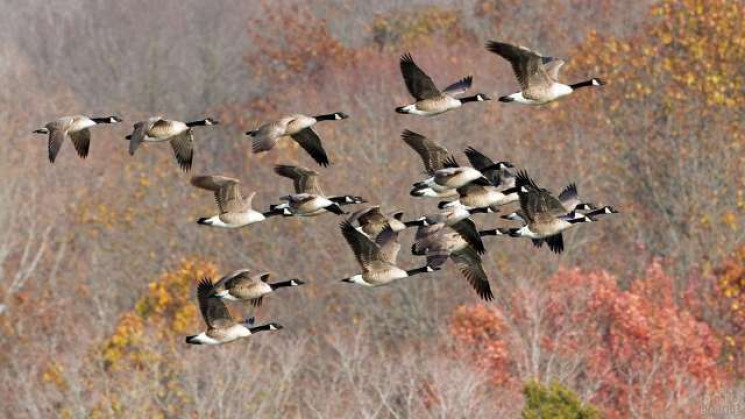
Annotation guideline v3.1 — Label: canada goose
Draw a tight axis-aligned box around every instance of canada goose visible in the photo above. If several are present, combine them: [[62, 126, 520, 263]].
[[185, 277, 282, 345], [208, 269, 304, 307], [500, 183, 596, 222], [246, 112, 349, 167], [347, 206, 410, 239], [438, 148, 517, 210], [127, 117, 218, 171], [411, 226, 493, 301], [407, 212, 486, 255], [270, 164, 364, 217], [396, 53, 491, 116], [486, 41, 605, 105], [497, 171, 595, 253], [402, 130, 460, 198], [191, 175, 274, 228], [33, 115, 122, 163], [413, 156, 494, 191], [464, 146, 516, 187], [340, 220, 436, 287]]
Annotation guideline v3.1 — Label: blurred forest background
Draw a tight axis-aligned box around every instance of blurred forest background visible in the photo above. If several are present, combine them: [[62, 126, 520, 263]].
[[1, 0, 743, 417]]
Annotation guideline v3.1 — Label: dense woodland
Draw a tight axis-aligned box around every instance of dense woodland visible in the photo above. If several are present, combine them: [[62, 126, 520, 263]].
[[1, 0, 743, 417]]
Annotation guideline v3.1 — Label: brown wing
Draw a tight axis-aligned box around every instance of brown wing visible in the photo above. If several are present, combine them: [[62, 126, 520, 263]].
[[169, 130, 194, 172], [449, 219, 486, 255], [486, 41, 552, 90], [544, 59, 565, 82], [274, 165, 324, 195], [197, 277, 234, 329], [340, 219, 381, 269], [375, 224, 401, 265], [451, 247, 493, 301], [47, 127, 67, 163], [69, 129, 91, 159], [400, 53, 441, 100], [401, 130, 451, 174], [129, 118, 159, 156], [190, 175, 244, 213], [290, 128, 329, 167]]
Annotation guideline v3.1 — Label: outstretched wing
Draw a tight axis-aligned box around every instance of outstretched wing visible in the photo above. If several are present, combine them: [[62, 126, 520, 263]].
[[375, 224, 401, 264], [169, 130, 194, 172], [450, 218, 486, 255], [401, 130, 451, 174], [190, 175, 244, 213], [197, 277, 234, 329], [274, 164, 324, 195], [69, 129, 91, 159], [340, 219, 381, 269], [451, 247, 493, 301], [486, 41, 552, 90], [400, 53, 440, 100], [441, 75, 473, 96], [290, 128, 329, 167]]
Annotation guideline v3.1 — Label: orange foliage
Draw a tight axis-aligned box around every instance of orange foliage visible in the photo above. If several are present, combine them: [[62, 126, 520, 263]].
[[451, 305, 512, 385]]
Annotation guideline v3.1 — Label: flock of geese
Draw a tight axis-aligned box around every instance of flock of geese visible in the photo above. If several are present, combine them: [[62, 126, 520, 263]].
[[34, 41, 617, 345]]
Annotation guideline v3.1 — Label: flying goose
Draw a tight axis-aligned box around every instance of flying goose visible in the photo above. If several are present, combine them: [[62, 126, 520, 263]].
[[406, 211, 486, 255], [492, 171, 597, 253], [486, 41, 605, 105], [501, 183, 596, 223], [191, 175, 275, 228], [33, 115, 123, 163], [396, 53, 491, 116], [402, 130, 460, 198], [439, 148, 517, 210], [340, 220, 436, 287], [270, 164, 364, 217], [186, 277, 282, 345], [246, 112, 349, 167], [347, 206, 414, 239], [126, 117, 218, 171], [411, 225, 494, 301], [207, 269, 304, 307]]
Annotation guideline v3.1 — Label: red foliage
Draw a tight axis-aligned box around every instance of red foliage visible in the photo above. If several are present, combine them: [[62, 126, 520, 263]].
[[453, 262, 726, 417]]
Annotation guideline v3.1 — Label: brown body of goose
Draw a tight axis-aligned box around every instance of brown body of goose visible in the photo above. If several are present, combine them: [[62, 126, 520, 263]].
[[191, 175, 270, 228], [348, 206, 408, 239], [271, 165, 364, 217], [340, 219, 436, 287], [33, 115, 122, 163], [412, 225, 494, 301], [246, 112, 349, 167], [395, 54, 490, 116], [127, 117, 218, 171], [208, 269, 304, 307], [185, 277, 282, 345]]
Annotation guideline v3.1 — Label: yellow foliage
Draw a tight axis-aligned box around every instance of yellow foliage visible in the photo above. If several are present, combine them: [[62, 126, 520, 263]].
[[370, 7, 473, 50], [99, 258, 217, 371]]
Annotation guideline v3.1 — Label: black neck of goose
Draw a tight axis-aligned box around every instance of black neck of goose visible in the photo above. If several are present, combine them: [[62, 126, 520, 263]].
[[314, 113, 338, 121], [91, 117, 114, 124], [403, 219, 426, 228], [406, 266, 430, 276], [248, 324, 273, 333], [569, 79, 597, 90], [479, 229, 499, 236], [269, 280, 298, 290], [186, 120, 209, 127], [469, 207, 490, 214], [262, 209, 283, 218], [567, 216, 590, 224], [459, 95, 483, 104]]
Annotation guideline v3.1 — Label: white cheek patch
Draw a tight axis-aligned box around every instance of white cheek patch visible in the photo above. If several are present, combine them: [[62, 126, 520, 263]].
[[592, 79, 601, 86]]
